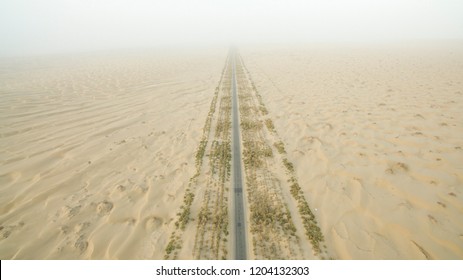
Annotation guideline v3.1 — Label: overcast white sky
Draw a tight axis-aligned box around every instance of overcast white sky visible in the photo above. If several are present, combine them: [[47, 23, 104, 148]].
[[1, 0, 463, 56]]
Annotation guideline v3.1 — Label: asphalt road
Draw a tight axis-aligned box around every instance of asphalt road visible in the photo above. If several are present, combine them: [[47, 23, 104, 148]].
[[231, 50, 247, 260]]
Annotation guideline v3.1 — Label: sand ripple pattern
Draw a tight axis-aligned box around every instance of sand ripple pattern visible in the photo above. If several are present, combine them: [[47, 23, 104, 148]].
[[0, 50, 227, 259], [242, 45, 463, 259]]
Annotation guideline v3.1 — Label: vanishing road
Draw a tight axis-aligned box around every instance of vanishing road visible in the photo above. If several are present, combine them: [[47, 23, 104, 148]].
[[231, 49, 247, 260]]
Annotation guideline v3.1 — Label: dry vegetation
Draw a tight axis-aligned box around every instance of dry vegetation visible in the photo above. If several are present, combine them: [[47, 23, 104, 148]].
[[238, 55, 328, 258], [193, 71, 232, 259], [236, 57, 301, 259], [165, 57, 231, 259], [165, 51, 327, 260]]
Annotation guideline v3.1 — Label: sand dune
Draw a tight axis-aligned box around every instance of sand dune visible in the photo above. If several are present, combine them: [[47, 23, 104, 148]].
[[0, 49, 227, 259], [1, 43, 462, 259], [241, 43, 463, 259]]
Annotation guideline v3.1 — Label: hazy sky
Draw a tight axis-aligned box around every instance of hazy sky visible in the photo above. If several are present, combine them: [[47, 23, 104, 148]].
[[1, 0, 463, 56]]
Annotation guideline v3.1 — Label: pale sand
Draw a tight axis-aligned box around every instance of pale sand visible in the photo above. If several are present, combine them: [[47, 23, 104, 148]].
[[0, 49, 227, 259], [241, 42, 463, 259], [1, 43, 462, 260]]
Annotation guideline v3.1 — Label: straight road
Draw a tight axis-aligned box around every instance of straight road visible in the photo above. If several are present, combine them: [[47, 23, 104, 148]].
[[231, 50, 247, 260]]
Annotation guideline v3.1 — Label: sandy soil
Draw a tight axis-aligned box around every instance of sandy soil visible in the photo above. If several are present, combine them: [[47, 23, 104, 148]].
[[1, 42, 462, 260], [241, 42, 463, 259], [0, 49, 227, 259]]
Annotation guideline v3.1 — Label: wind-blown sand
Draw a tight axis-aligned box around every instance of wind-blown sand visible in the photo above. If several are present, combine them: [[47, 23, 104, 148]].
[[1, 43, 462, 259], [0, 49, 227, 259], [241, 42, 463, 259]]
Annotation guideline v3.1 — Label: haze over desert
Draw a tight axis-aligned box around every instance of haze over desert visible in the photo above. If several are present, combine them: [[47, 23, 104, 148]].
[[1, 42, 462, 259], [1, 0, 463, 260]]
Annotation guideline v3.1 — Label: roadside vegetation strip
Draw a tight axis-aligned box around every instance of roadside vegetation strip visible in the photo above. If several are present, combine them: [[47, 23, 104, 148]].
[[239, 55, 328, 258], [164, 56, 230, 260], [235, 56, 301, 259], [193, 68, 232, 259]]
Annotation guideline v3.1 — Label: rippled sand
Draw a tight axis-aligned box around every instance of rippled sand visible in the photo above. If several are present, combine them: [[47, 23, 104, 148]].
[[0, 49, 226, 259], [241, 42, 463, 259], [1, 43, 462, 259]]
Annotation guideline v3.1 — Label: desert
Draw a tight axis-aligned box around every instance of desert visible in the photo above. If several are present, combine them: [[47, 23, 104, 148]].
[[1, 42, 462, 259]]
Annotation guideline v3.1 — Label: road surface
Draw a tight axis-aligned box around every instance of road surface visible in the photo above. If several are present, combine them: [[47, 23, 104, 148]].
[[231, 50, 247, 260]]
